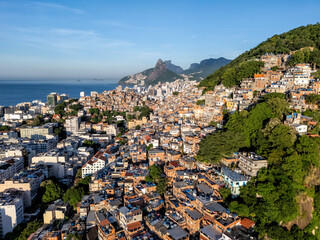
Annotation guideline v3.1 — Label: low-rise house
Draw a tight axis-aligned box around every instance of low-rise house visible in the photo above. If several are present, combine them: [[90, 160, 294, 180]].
[[238, 152, 268, 177], [200, 225, 222, 240], [118, 206, 144, 237], [292, 124, 308, 135], [221, 167, 249, 196], [43, 200, 70, 224], [184, 207, 203, 234], [148, 148, 165, 165]]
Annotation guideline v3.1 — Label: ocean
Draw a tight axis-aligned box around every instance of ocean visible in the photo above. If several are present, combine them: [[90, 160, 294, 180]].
[[0, 80, 118, 107]]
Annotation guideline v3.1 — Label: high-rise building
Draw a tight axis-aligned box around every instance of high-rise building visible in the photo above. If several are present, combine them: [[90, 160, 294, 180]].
[[65, 117, 80, 135], [58, 94, 69, 103], [47, 93, 58, 107], [0, 190, 24, 238]]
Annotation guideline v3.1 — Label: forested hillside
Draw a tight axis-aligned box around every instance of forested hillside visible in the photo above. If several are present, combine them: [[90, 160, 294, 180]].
[[197, 93, 320, 239]]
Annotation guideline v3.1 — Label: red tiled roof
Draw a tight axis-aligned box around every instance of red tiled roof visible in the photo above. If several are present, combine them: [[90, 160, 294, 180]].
[[127, 221, 142, 231], [100, 219, 110, 227], [170, 161, 179, 167], [240, 218, 255, 229]]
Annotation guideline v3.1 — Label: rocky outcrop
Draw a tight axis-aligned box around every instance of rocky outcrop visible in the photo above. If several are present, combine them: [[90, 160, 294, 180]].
[[118, 59, 183, 86]]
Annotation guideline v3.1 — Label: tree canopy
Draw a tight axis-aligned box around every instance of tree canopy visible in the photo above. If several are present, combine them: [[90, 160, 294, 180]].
[[197, 95, 320, 238], [145, 165, 167, 195], [41, 179, 64, 204]]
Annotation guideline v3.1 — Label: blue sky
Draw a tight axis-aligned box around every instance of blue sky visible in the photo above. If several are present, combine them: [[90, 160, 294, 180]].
[[0, 0, 320, 81]]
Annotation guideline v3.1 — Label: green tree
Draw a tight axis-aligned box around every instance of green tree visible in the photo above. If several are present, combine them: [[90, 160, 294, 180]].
[[69, 104, 83, 112], [196, 96, 320, 238], [145, 165, 167, 195], [173, 91, 179, 95], [196, 131, 246, 163], [303, 109, 320, 121], [146, 144, 153, 151], [82, 139, 99, 153], [135, 125, 141, 130], [196, 99, 205, 105], [219, 187, 231, 202], [15, 220, 42, 240], [260, 92, 286, 102], [63, 187, 84, 209], [54, 102, 67, 116], [75, 168, 82, 179], [89, 108, 99, 115], [41, 180, 64, 204], [66, 233, 83, 240], [156, 178, 167, 195], [0, 126, 11, 131], [32, 115, 44, 126]]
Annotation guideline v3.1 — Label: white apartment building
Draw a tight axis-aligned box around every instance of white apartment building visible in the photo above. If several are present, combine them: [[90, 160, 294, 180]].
[[20, 125, 53, 140], [294, 74, 310, 86], [0, 157, 24, 181], [104, 124, 119, 136], [65, 117, 81, 135], [82, 150, 107, 178], [0, 191, 24, 238]]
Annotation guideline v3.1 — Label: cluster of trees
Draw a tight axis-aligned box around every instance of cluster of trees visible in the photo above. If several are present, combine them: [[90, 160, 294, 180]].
[[313, 69, 320, 79], [0, 125, 11, 131], [145, 165, 167, 195], [197, 93, 320, 238], [287, 48, 320, 67], [53, 124, 67, 140], [305, 94, 320, 106], [88, 108, 126, 124], [65, 233, 84, 240], [196, 99, 205, 105], [221, 61, 264, 87], [68, 104, 83, 116], [133, 105, 152, 119], [32, 114, 45, 126], [41, 179, 65, 204], [39, 175, 91, 210], [4, 220, 42, 240], [54, 99, 79, 117], [199, 23, 320, 90], [63, 176, 91, 209]]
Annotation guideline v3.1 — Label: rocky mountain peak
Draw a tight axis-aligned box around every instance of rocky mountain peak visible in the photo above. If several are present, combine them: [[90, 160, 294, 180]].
[[155, 58, 164, 68]]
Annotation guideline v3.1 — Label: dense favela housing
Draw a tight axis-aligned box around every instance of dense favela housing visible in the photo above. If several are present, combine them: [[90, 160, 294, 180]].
[[3, 24, 320, 239]]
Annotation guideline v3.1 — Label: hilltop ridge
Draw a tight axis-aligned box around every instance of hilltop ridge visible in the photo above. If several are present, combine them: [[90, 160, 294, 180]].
[[118, 57, 231, 86], [199, 23, 320, 91]]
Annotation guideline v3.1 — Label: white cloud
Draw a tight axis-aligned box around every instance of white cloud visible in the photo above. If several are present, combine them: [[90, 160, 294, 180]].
[[29, 1, 85, 14], [11, 27, 135, 51]]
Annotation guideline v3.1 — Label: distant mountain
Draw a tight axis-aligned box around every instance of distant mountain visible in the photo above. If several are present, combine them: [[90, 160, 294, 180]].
[[183, 57, 232, 81], [118, 59, 183, 86], [118, 57, 231, 86], [164, 60, 184, 74]]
